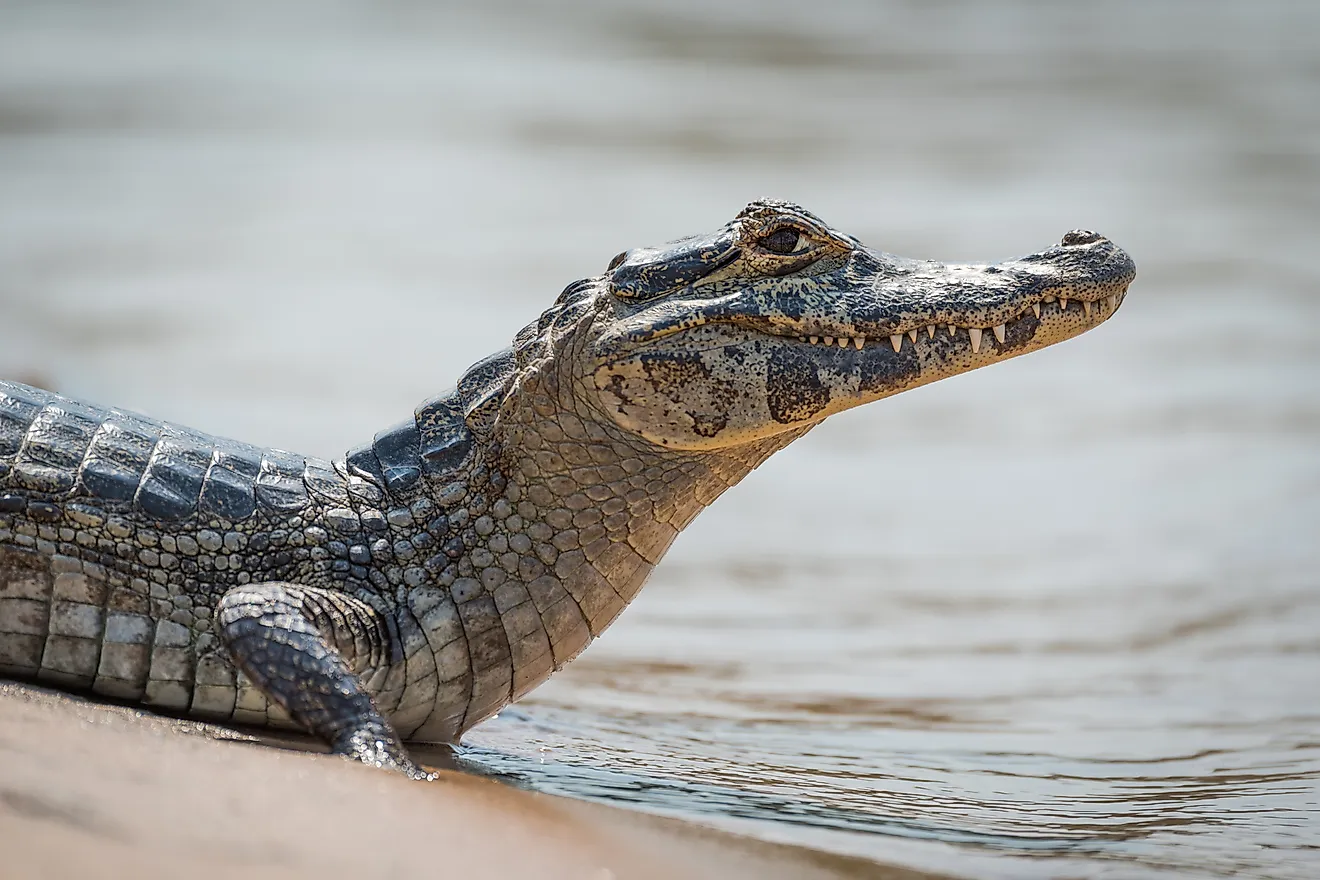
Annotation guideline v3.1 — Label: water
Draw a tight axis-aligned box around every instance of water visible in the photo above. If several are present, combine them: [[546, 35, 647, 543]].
[[1, 2, 1318, 877]]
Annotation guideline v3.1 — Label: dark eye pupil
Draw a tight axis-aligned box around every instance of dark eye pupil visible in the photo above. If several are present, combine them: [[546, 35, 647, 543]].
[[762, 228, 800, 254]]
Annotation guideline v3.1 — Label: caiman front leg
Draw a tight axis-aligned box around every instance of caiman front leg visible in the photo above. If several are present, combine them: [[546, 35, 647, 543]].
[[215, 584, 433, 780]]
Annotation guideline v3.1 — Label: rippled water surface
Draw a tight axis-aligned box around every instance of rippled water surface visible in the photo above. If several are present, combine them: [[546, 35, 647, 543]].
[[2, 2, 1318, 877]]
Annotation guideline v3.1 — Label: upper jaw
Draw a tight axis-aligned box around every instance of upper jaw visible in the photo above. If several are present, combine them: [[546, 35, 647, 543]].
[[755, 237, 1136, 344], [597, 235, 1136, 357]]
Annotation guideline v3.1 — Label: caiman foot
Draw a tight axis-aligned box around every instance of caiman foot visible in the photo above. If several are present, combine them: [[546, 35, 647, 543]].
[[216, 582, 434, 780], [336, 726, 436, 781]]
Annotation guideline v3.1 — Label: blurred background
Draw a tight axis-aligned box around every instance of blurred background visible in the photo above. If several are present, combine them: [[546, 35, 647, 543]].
[[1, 1, 1317, 878]]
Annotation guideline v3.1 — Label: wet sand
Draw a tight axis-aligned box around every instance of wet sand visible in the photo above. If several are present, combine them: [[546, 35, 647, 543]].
[[0, 681, 941, 880]]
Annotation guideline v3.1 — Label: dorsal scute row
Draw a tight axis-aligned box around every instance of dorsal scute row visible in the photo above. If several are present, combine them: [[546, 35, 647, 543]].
[[0, 379, 335, 526]]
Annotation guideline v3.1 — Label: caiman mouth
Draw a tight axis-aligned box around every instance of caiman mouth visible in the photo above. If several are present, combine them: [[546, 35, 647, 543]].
[[732, 287, 1129, 356], [603, 233, 1136, 362]]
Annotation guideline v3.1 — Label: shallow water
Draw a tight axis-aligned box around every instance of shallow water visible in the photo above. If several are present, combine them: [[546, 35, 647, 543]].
[[2, 1, 1318, 877]]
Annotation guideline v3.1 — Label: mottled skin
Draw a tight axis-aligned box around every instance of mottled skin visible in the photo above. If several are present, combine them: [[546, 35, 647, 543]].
[[0, 201, 1135, 777]]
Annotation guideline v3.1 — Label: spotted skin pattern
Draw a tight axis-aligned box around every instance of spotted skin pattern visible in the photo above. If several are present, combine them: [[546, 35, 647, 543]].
[[0, 200, 1135, 776]]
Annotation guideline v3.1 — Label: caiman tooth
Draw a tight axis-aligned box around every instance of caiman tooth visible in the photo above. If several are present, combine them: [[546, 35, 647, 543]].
[[809, 336, 819, 344], [993, 324, 1006, 344], [907, 329, 918, 343], [1083, 301, 1092, 318], [1060, 297, 1069, 310], [824, 336, 834, 345], [927, 325, 936, 338], [947, 324, 958, 336], [1108, 294, 1118, 310], [889, 334, 903, 353], [853, 337, 864, 350], [836, 336, 848, 348], [968, 327, 983, 353], [1032, 303, 1041, 319]]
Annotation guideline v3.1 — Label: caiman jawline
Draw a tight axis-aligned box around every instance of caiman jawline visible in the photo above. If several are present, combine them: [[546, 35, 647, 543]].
[[783, 289, 1127, 354], [623, 287, 1128, 357]]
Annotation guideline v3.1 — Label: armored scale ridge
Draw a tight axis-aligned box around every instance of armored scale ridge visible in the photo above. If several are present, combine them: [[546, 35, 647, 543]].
[[0, 201, 1136, 778]]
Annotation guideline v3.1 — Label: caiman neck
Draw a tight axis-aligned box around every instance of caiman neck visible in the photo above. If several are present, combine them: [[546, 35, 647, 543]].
[[488, 353, 804, 593]]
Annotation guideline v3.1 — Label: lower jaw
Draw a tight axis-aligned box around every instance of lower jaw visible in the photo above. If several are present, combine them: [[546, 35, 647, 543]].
[[792, 292, 1123, 359], [802, 296, 1123, 419]]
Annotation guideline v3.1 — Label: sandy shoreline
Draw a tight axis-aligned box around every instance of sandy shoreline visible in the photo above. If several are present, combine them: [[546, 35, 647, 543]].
[[0, 681, 950, 880]]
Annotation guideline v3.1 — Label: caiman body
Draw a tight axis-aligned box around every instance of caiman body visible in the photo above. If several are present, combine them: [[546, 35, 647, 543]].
[[0, 201, 1135, 776]]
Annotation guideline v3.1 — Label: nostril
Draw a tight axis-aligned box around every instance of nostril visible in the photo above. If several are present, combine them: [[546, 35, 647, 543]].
[[1061, 229, 1104, 247], [607, 250, 630, 271]]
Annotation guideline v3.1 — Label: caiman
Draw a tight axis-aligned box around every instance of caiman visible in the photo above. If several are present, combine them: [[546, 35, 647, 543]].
[[0, 201, 1136, 778]]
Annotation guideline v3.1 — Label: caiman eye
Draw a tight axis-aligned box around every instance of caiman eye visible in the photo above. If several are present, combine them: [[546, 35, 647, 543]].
[[760, 227, 805, 255]]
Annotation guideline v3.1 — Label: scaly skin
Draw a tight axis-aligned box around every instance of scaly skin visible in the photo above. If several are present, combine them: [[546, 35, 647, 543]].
[[0, 201, 1136, 777]]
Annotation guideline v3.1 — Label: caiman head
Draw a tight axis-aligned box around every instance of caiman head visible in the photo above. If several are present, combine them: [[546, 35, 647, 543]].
[[503, 199, 1135, 453]]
